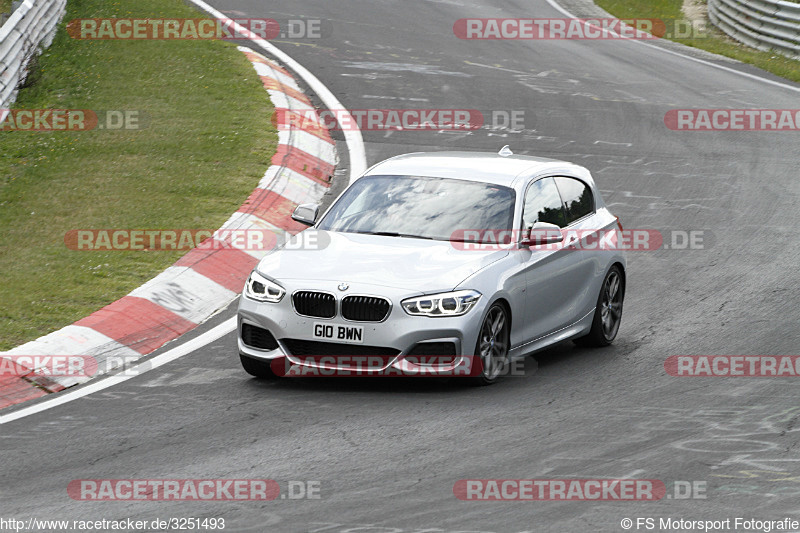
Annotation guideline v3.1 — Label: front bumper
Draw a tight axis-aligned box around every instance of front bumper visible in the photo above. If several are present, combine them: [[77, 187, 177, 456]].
[[237, 281, 486, 376]]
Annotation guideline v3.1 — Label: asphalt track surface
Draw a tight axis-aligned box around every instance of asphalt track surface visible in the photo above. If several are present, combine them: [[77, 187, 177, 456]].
[[3, 1, 800, 532]]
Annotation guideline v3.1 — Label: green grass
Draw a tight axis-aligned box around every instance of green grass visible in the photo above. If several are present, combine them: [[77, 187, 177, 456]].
[[0, 0, 277, 349], [1, 0, 12, 15], [597, 0, 800, 82]]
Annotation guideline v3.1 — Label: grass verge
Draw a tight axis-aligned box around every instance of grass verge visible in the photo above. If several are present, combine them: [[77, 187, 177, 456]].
[[0, 0, 277, 349], [596, 0, 800, 82]]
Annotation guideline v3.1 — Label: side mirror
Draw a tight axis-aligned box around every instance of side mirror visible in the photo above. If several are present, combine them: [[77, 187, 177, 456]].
[[520, 221, 564, 247], [291, 203, 320, 226]]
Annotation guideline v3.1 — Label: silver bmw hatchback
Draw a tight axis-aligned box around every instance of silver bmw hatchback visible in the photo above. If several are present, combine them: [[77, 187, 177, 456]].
[[237, 148, 626, 384]]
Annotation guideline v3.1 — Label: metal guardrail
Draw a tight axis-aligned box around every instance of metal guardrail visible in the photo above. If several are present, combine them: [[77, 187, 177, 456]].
[[708, 0, 800, 59], [0, 0, 67, 111]]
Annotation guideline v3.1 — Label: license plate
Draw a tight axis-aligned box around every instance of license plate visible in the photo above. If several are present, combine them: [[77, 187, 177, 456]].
[[312, 322, 364, 344]]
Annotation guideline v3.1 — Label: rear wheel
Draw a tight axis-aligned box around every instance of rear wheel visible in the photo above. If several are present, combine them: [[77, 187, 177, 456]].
[[575, 265, 624, 347], [471, 303, 510, 386], [240, 354, 278, 379]]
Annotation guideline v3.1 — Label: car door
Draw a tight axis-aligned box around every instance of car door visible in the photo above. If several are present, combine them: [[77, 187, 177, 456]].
[[551, 176, 604, 327], [519, 176, 596, 344]]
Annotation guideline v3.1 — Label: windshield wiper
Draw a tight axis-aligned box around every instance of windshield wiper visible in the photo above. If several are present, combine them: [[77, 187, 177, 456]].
[[362, 231, 434, 240]]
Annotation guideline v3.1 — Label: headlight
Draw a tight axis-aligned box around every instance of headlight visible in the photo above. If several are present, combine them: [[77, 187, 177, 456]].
[[244, 270, 285, 302], [401, 290, 481, 317]]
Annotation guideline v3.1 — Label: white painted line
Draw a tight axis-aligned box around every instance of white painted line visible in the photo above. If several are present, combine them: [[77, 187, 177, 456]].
[[1, 325, 141, 390], [2, 325, 137, 359], [258, 165, 329, 204], [267, 90, 316, 113], [277, 129, 337, 163], [187, 0, 368, 182], [217, 212, 288, 260], [546, 0, 800, 94], [129, 267, 237, 324], [273, 107, 325, 127], [218, 210, 284, 232], [252, 62, 301, 90], [0, 318, 237, 425]]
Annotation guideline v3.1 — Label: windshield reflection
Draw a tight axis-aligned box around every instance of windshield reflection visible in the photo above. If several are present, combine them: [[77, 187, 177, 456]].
[[317, 175, 516, 242]]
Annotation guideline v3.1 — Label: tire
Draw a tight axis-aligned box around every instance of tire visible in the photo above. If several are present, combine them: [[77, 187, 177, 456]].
[[240, 353, 278, 379], [471, 303, 510, 386], [574, 265, 624, 347]]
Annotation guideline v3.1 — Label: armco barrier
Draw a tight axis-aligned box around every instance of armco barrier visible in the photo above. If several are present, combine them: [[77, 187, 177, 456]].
[[708, 0, 800, 59], [0, 0, 67, 111]]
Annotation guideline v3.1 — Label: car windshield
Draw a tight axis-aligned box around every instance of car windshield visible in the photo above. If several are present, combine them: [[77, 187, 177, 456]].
[[316, 175, 516, 241]]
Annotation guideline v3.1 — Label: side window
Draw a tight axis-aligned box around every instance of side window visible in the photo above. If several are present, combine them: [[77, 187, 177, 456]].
[[555, 176, 593, 224], [522, 177, 567, 229]]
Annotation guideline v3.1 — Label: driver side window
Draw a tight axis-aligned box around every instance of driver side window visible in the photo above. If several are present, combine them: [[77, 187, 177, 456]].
[[522, 177, 567, 229]]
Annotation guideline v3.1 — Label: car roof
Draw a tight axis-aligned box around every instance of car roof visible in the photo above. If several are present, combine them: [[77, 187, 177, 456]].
[[362, 151, 591, 188]]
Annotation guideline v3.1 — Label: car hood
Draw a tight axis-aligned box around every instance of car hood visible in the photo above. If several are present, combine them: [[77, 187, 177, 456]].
[[256, 229, 508, 293]]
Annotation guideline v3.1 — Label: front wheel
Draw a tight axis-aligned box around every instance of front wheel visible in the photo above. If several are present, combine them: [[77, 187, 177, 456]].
[[575, 265, 624, 347], [471, 303, 510, 386]]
